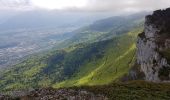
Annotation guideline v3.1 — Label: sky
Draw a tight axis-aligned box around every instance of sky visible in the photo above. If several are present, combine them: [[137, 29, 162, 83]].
[[0, 0, 170, 13]]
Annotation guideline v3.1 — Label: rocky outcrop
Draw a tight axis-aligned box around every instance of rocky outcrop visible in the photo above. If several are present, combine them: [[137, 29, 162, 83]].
[[0, 88, 108, 100], [26, 88, 107, 100], [137, 8, 170, 82]]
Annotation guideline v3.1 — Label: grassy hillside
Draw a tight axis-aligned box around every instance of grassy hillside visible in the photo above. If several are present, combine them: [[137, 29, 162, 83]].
[[0, 26, 142, 91], [0, 13, 145, 92], [54, 28, 142, 88], [76, 80, 170, 100]]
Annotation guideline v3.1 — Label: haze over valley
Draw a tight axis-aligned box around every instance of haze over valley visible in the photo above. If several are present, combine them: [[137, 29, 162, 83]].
[[0, 10, 116, 68], [0, 27, 76, 68], [1, 0, 170, 100]]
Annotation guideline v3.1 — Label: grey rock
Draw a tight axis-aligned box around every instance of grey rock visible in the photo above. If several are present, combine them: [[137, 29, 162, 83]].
[[13, 88, 108, 100], [137, 8, 170, 82]]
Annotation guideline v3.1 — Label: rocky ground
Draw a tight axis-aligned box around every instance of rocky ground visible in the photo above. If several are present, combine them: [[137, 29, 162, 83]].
[[0, 88, 108, 100]]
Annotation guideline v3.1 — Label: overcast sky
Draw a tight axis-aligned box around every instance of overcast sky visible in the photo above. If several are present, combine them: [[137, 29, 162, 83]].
[[0, 0, 170, 12]]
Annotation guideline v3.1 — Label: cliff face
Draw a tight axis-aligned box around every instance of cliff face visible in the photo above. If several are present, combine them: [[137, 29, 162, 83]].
[[137, 8, 170, 82]]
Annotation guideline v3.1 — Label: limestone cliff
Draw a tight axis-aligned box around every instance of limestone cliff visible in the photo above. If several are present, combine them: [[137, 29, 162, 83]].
[[137, 8, 170, 82]]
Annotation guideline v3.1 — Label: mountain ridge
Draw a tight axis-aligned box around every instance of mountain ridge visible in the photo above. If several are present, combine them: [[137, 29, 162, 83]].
[[1, 8, 170, 100]]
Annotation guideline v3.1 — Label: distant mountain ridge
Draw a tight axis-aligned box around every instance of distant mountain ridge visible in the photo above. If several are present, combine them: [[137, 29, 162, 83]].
[[0, 10, 115, 31], [57, 12, 146, 48]]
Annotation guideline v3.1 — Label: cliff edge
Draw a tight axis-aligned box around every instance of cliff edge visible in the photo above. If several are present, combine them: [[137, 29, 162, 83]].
[[137, 8, 170, 82]]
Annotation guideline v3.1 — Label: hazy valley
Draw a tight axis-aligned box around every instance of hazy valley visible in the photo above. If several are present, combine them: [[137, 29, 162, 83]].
[[1, 0, 170, 100], [0, 27, 77, 69]]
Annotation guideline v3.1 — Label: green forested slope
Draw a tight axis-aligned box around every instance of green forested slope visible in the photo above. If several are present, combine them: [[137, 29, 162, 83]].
[[0, 13, 145, 91], [54, 28, 142, 88], [0, 26, 142, 91]]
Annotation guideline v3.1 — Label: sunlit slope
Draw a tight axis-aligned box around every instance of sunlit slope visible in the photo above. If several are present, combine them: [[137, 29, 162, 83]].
[[0, 15, 144, 91], [0, 27, 142, 91], [53, 28, 142, 88]]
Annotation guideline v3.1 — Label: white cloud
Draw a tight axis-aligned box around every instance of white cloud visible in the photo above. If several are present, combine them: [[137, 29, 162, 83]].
[[0, 0, 170, 12], [0, 0, 32, 10], [82, 0, 170, 12], [31, 0, 88, 9]]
